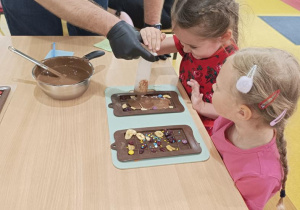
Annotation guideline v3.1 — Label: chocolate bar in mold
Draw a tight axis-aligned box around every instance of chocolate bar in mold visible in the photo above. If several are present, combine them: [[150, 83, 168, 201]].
[[111, 125, 202, 162], [108, 91, 185, 117], [0, 86, 11, 114]]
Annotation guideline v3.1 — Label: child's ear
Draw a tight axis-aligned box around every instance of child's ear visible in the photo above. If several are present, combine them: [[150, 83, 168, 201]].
[[220, 29, 232, 43], [236, 105, 252, 120]]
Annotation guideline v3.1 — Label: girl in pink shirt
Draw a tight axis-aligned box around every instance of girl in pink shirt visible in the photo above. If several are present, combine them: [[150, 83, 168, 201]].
[[190, 48, 300, 209]]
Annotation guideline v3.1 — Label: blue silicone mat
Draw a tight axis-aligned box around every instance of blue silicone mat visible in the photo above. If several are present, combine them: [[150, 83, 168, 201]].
[[105, 85, 210, 169], [259, 16, 300, 45]]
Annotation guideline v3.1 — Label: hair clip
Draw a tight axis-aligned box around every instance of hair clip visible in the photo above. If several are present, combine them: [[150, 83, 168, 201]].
[[236, 65, 257, 94], [270, 109, 287, 126], [280, 189, 286, 198], [258, 89, 280, 109]]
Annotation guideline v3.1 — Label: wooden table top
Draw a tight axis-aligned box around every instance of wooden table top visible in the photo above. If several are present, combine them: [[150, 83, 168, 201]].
[[0, 36, 247, 210]]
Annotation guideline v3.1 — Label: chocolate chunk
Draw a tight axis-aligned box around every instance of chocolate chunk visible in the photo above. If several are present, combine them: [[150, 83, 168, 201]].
[[159, 147, 166, 152], [150, 148, 157, 153]]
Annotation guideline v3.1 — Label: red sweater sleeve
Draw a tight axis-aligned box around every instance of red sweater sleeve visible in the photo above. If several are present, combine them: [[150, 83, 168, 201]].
[[173, 35, 185, 57]]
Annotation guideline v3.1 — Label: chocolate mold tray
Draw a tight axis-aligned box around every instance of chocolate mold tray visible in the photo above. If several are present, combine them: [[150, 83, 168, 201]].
[[0, 86, 11, 114], [108, 91, 185, 117], [111, 125, 202, 162]]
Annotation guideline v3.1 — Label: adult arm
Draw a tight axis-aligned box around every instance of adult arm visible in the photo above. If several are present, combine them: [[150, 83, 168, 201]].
[[35, 0, 119, 35], [144, 0, 164, 25], [35, 0, 155, 61]]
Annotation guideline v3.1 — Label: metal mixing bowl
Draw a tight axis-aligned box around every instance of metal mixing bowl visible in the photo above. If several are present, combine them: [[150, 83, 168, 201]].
[[32, 51, 104, 100]]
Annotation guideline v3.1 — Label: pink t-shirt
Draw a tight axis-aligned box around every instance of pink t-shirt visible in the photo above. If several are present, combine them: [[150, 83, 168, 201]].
[[211, 117, 283, 210]]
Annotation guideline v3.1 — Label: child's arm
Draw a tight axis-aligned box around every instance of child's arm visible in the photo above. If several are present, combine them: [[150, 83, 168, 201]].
[[187, 79, 219, 119], [140, 27, 178, 55]]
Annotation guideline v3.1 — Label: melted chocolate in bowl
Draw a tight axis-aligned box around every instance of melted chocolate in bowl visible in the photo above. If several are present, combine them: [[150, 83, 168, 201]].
[[36, 65, 90, 85], [33, 57, 93, 85]]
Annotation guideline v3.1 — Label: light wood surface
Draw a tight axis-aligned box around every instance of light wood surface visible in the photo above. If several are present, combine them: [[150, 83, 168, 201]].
[[0, 36, 247, 210]]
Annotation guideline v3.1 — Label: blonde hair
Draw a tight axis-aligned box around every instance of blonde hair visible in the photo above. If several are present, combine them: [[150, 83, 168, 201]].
[[231, 48, 300, 209], [171, 0, 239, 43]]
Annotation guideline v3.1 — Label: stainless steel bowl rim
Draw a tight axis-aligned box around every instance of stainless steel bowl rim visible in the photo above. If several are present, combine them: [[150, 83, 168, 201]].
[[32, 56, 94, 87]]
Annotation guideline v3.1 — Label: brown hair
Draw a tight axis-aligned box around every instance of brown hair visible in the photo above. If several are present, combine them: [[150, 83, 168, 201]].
[[171, 0, 239, 43], [231, 48, 300, 209]]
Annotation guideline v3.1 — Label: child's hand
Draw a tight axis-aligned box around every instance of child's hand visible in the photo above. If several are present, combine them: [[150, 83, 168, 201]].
[[187, 79, 205, 113], [140, 27, 166, 53]]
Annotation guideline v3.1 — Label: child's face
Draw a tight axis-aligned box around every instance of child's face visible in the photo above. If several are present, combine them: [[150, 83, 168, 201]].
[[212, 57, 238, 119], [173, 26, 222, 59]]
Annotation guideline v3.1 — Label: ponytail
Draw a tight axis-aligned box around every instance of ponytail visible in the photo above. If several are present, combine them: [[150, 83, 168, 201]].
[[275, 127, 288, 210]]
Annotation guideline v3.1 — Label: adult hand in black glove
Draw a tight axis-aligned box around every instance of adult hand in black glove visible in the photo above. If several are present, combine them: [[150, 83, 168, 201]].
[[107, 21, 155, 62], [155, 54, 171, 61]]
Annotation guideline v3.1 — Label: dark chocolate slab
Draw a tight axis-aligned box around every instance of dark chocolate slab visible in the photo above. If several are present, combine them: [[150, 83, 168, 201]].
[[111, 125, 202, 162], [108, 91, 184, 117]]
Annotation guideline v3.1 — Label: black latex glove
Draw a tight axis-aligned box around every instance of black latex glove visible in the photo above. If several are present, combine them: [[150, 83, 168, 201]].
[[155, 54, 171, 61], [107, 21, 156, 62]]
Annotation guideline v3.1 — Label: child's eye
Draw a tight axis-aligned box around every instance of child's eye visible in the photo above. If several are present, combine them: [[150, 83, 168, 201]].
[[190, 46, 197, 49]]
